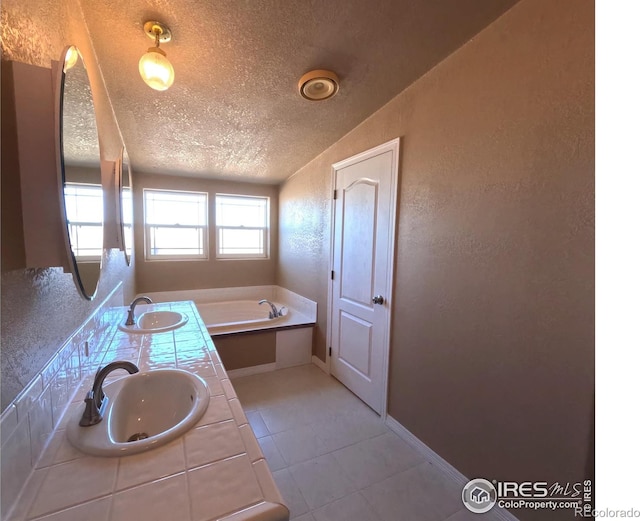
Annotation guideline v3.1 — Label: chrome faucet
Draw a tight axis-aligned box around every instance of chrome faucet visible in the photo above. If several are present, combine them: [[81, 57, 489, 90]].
[[259, 299, 281, 319], [79, 361, 139, 426], [125, 296, 153, 325]]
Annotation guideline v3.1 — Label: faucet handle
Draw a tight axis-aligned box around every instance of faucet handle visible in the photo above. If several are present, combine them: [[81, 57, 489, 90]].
[[80, 391, 102, 427]]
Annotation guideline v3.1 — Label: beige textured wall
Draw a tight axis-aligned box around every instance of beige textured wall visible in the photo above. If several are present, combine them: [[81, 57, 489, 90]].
[[134, 173, 278, 293], [1, 0, 135, 409], [277, 1, 594, 518]]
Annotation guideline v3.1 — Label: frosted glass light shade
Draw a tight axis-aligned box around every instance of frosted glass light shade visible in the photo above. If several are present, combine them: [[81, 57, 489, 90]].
[[139, 48, 175, 91], [64, 46, 79, 72]]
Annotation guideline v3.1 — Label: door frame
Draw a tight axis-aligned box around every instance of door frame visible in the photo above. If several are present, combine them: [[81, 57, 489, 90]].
[[326, 137, 400, 419]]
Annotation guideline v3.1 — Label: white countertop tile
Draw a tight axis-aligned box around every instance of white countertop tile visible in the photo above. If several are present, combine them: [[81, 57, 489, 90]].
[[187, 455, 263, 521], [111, 473, 190, 521], [28, 457, 118, 518], [239, 424, 264, 463], [202, 375, 225, 397], [229, 398, 249, 426], [34, 496, 112, 521], [10, 301, 288, 521], [196, 394, 234, 426], [185, 420, 246, 468], [252, 459, 285, 505], [115, 437, 186, 490]]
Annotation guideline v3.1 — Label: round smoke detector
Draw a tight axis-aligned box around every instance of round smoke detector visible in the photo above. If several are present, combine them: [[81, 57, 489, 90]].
[[298, 69, 339, 101]]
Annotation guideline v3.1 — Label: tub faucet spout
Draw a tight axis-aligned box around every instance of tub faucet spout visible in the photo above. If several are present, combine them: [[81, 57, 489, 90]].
[[125, 296, 153, 325], [79, 361, 139, 426], [259, 299, 280, 319]]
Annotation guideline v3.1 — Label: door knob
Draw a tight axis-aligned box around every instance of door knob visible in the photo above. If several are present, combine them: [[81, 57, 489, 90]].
[[372, 295, 385, 305]]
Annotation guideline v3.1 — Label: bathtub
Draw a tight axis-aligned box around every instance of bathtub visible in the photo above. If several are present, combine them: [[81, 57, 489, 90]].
[[138, 286, 317, 377], [196, 300, 288, 332]]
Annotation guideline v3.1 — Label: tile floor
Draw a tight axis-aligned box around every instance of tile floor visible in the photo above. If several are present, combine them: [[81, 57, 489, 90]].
[[232, 364, 504, 521]]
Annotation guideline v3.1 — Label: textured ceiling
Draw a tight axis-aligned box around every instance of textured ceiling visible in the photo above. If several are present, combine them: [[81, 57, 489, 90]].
[[80, 0, 518, 184], [63, 52, 101, 167]]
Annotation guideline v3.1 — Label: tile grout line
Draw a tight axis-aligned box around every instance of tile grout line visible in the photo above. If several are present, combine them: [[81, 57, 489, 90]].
[[241, 364, 474, 521]]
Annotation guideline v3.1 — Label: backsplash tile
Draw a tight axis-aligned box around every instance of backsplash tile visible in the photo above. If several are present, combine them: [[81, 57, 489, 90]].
[[48, 369, 68, 434], [65, 342, 83, 390], [27, 387, 53, 467], [1, 282, 124, 519], [14, 376, 43, 424], [0, 404, 18, 446], [41, 351, 63, 389]]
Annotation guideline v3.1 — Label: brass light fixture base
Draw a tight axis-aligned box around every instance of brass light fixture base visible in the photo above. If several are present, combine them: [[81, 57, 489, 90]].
[[143, 21, 172, 43]]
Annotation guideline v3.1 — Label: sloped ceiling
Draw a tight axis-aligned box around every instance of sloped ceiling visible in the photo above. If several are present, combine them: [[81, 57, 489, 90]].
[[80, 0, 519, 184]]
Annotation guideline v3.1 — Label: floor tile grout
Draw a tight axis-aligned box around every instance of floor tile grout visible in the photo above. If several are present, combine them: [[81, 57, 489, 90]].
[[234, 364, 473, 521]]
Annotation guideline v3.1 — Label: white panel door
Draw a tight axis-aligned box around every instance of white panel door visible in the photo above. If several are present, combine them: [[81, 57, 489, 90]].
[[330, 139, 398, 414]]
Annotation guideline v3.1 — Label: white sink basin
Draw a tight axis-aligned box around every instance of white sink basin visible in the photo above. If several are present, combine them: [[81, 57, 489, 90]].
[[67, 369, 209, 456], [118, 310, 188, 334]]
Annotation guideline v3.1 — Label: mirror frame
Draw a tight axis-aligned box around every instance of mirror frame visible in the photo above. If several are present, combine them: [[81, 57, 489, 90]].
[[116, 146, 134, 265], [54, 45, 104, 300]]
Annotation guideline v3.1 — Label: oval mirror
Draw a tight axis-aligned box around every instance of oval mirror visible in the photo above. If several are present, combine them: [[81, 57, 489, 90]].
[[118, 147, 134, 265], [56, 46, 103, 299]]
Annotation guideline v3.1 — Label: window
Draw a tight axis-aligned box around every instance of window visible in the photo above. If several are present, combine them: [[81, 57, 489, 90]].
[[215, 194, 269, 258], [121, 185, 133, 257], [144, 189, 208, 260], [64, 183, 103, 261]]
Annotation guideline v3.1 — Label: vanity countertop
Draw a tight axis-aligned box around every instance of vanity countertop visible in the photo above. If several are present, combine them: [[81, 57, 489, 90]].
[[8, 301, 289, 521]]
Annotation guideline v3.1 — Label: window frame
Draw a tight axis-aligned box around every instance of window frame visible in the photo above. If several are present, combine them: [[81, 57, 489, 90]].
[[63, 182, 104, 262], [120, 185, 133, 259], [143, 188, 209, 261], [215, 193, 270, 260]]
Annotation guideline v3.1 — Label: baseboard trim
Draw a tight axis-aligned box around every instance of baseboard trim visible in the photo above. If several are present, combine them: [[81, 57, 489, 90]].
[[227, 363, 276, 379], [311, 355, 329, 374], [385, 415, 520, 521], [385, 415, 467, 486]]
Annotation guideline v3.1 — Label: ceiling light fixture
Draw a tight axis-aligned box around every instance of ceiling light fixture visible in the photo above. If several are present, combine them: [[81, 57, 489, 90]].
[[63, 46, 79, 72], [139, 21, 175, 91], [298, 69, 339, 101]]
